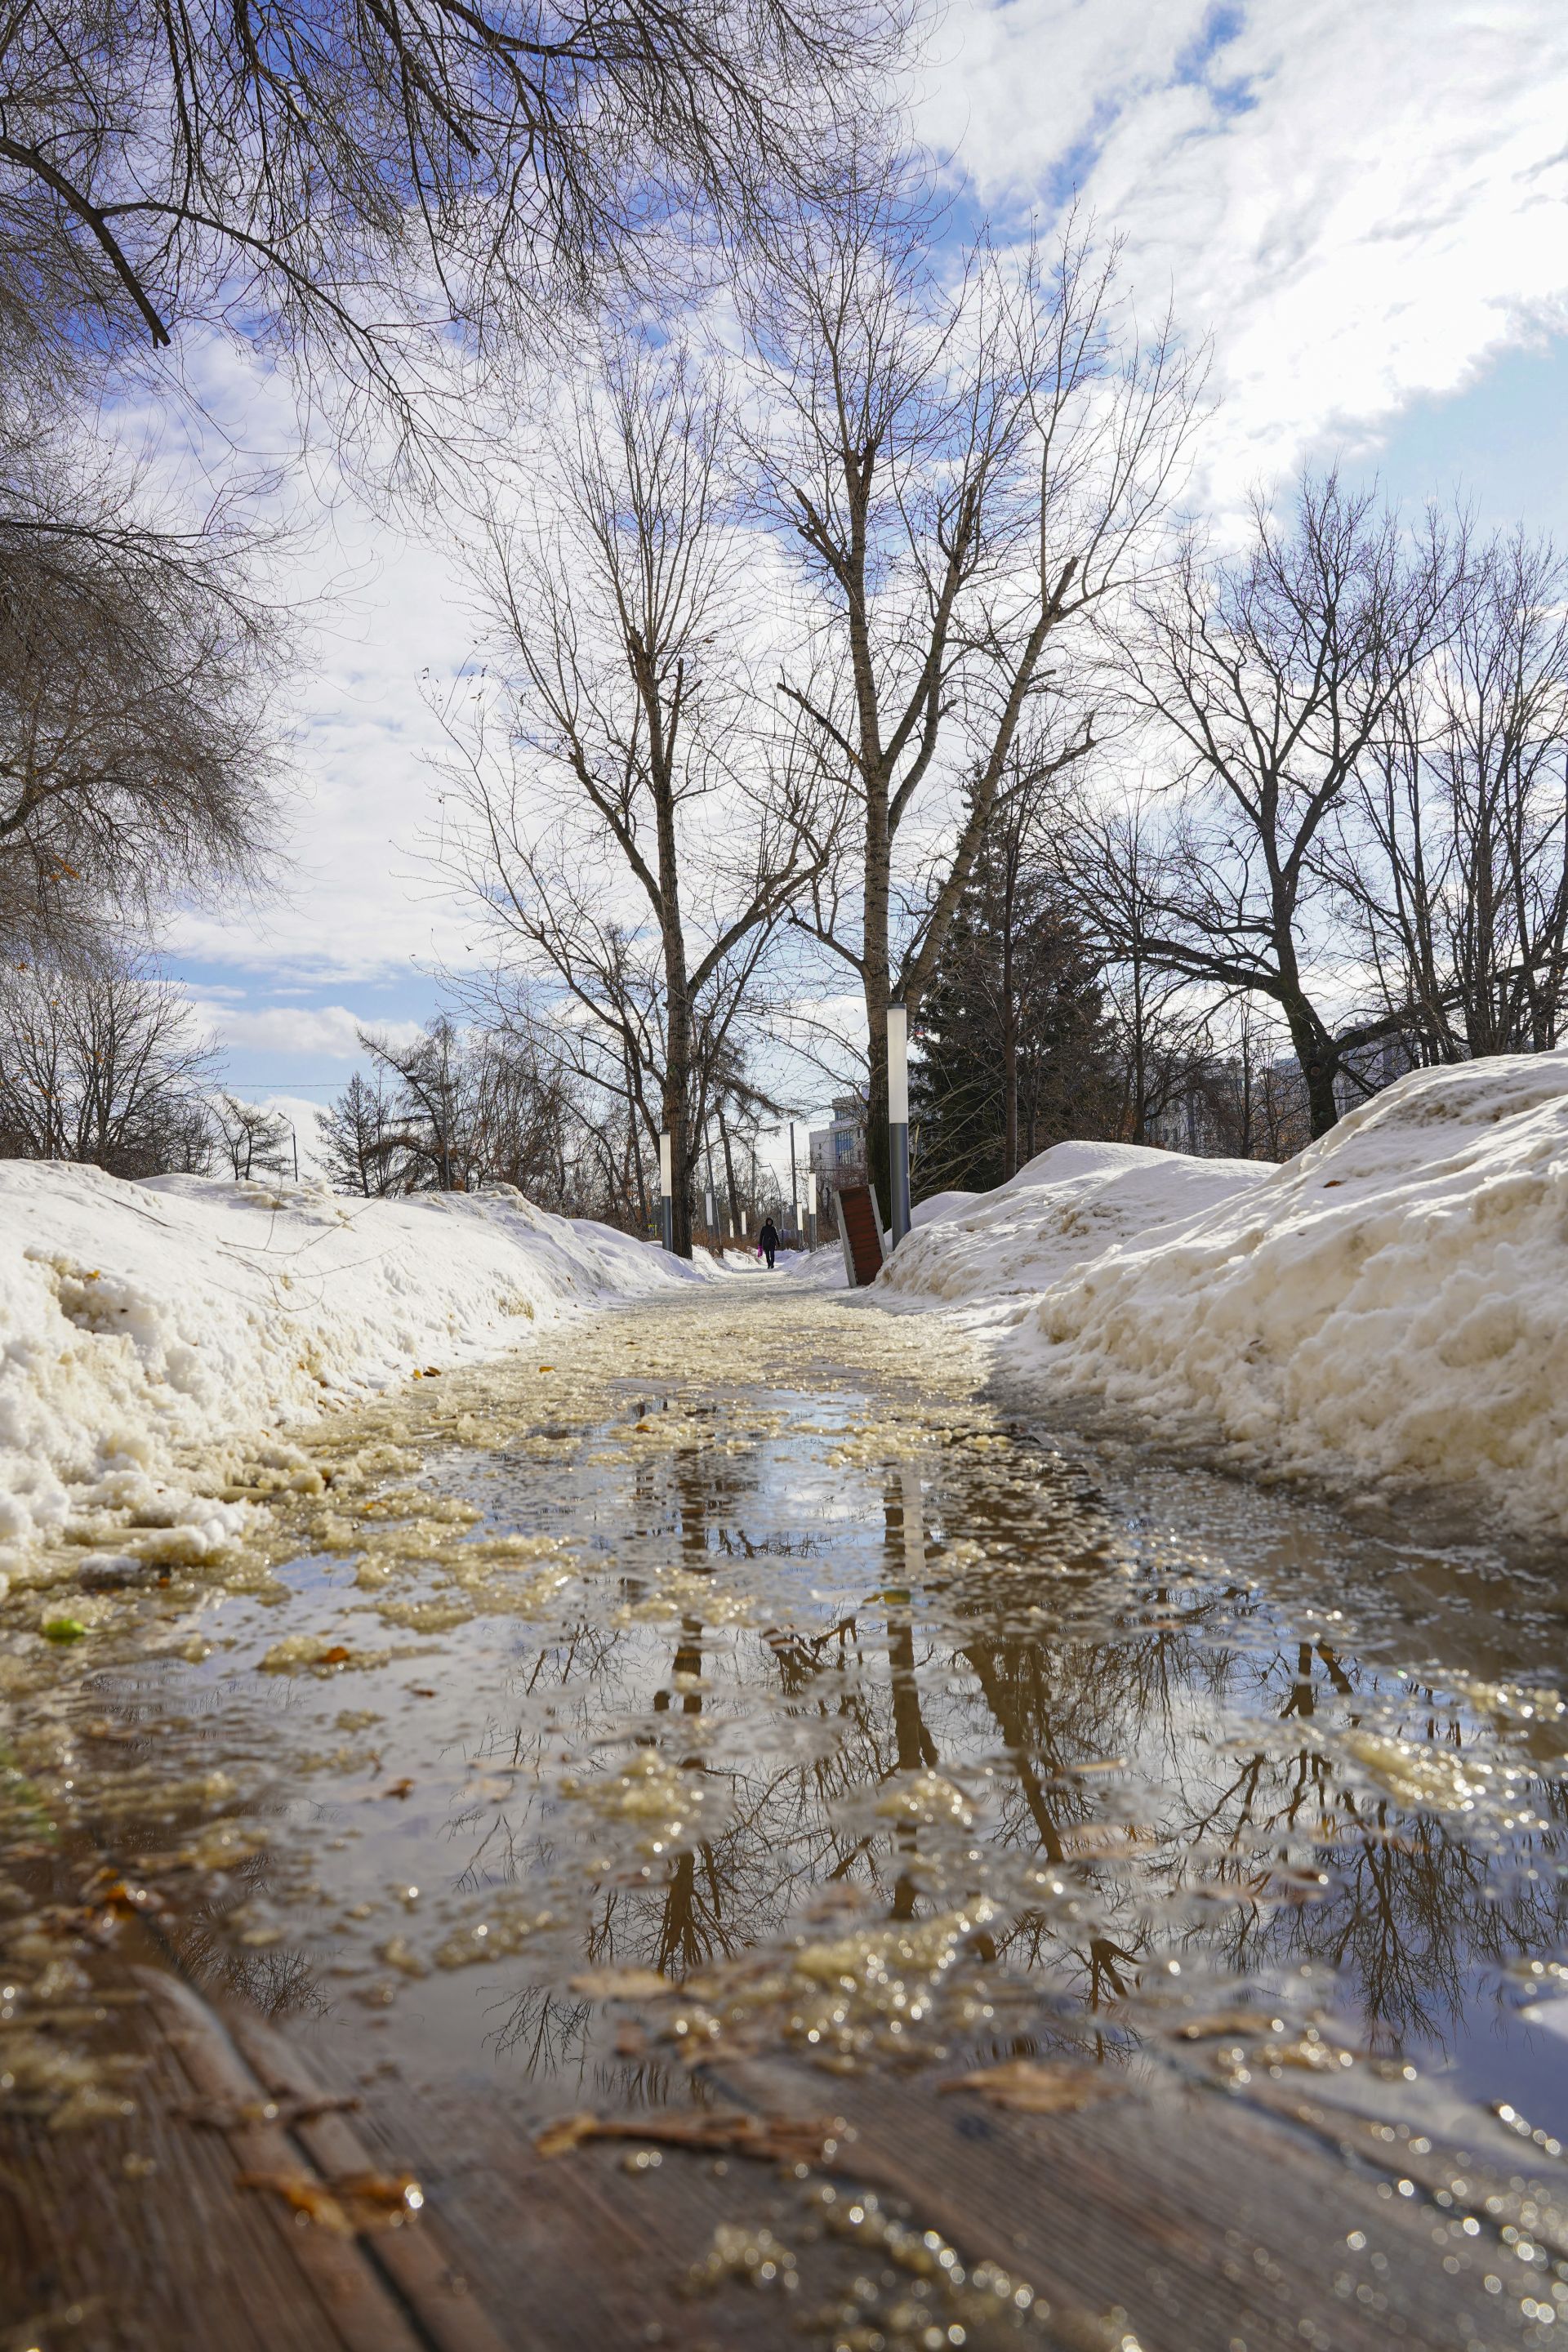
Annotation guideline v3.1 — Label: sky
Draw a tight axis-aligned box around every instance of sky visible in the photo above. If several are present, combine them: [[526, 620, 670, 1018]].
[[159, 0, 1568, 1160]]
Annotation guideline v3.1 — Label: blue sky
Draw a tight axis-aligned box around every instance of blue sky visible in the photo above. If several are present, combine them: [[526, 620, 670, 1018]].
[[157, 0, 1568, 1147], [1336, 337, 1568, 541]]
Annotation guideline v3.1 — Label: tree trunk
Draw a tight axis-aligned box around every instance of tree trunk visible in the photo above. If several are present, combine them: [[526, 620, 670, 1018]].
[[661, 991, 693, 1257], [650, 688, 695, 1255], [629, 1107, 649, 1232], [1000, 857, 1019, 1181], [862, 768, 892, 1210], [1282, 1000, 1341, 1138]]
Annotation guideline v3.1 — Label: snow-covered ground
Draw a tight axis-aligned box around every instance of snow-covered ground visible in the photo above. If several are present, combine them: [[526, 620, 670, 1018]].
[[880, 1141, 1267, 1307], [0, 1165, 713, 1583], [882, 1054, 1568, 1539]]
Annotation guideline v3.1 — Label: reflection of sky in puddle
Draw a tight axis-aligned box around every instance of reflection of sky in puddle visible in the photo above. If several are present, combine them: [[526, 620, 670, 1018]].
[[25, 1291, 1568, 2151]]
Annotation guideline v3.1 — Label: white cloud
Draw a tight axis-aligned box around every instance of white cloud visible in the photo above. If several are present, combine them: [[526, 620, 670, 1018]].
[[144, 4, 1568, 1030], [190, 1000, 426, 1058], [921, 1, 1568, 493]]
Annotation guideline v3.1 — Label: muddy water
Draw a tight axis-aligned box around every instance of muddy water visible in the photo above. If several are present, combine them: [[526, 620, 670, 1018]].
[[7, 1282, 1568, 2199]]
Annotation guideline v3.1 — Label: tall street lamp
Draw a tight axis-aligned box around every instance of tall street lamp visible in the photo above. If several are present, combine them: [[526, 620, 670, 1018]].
[[658, 1129, 674, 1254], [888, 1003, 911, 1246]]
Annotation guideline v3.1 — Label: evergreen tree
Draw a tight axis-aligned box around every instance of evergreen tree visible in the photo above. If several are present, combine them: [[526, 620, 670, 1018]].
[[912, 852, 1118, 1197]]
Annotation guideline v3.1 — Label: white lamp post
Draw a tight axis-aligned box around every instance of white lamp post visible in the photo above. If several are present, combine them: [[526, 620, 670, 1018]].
[[887, 1003, 911, 1245], [658, 1129, 674, 1254]]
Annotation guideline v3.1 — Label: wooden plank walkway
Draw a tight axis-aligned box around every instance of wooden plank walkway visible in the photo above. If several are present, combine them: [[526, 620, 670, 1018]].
[[3, 1951, 1552, 2350]]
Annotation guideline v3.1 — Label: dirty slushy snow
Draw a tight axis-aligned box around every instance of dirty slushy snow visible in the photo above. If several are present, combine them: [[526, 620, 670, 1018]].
[[882, 1049, 1568, 1538], [0, 1162, 713, 1580]]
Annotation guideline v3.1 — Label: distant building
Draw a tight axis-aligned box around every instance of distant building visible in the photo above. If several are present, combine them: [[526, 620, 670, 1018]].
[[808, 1094, 866, 1195], [1331, 1031, 1418, 1117]]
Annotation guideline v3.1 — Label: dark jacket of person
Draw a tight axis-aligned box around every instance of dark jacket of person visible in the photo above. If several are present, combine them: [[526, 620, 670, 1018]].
[[758, 1218, 780, 1262]]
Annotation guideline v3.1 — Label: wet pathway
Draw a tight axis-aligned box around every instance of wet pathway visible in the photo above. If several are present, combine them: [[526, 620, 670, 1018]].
[[7, 1282, 1568, 2349]]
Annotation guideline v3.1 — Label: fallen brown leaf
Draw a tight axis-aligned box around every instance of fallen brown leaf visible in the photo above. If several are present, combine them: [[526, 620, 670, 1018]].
[[182, 2092, 361, 2132], [98, 1877, 167, 1915], [938, 2060, 1127, 2114], [237, 2172, 355, 2234], [238, 2168, 423, 2233], [533, 2109, 849, 2166], [533, 2114, 599, 2158], [568, 1967, 673, 2001]]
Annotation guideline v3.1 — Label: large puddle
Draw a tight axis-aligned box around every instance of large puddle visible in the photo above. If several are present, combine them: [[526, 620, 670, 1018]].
[[7, 1281, 1568, 2207]]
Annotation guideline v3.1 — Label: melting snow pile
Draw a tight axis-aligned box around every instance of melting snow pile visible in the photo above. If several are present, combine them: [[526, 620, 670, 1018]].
[[1013, 1054, 1568, 1531], [0, 1163, 711, 1579], [885, 1055, 1568, 1537], [880, 1140, 1267, 1308]]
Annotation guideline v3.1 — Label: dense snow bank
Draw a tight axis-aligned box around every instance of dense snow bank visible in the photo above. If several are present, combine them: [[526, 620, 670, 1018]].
[[880, 1140, 1268, 1307], [1004, 1055, 1568, 1534], [0, 1163, 712, 1576]]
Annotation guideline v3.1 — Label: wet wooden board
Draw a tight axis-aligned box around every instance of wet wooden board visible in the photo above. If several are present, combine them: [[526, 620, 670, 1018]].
[[0, 1971, 503, 2352], [2, 1964, 1552, 2352], [321, 2034, 1548, 2352], [0, 1996, 351, 2352]]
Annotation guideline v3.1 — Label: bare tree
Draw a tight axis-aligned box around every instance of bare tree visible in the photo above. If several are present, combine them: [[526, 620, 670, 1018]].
[[0, 423, 286, 956], [0, 945, 214, 1173], [439, 333, 824, 1255], [1109, 474, 1459, 1136], [212, 1092, 292, 1181], [318, 1069, 405, 1197], [1071, 795, 1221, 1147], [0, 0, 911, 408], [1330, 528, 1568, 1062], [748, 179, 1200, 1199], [355, 1015, 585, 1204], [359, 1018, 468, 1191]]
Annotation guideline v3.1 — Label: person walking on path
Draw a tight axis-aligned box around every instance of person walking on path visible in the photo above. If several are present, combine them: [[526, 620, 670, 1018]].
[[757, 1217, 779, 1271]]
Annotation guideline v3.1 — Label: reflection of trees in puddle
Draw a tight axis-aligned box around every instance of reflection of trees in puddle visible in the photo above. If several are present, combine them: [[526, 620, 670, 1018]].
[[1183, 1723, 1568, 2052], [450, 1437, 1568, 2079], [180, 1924, 332, 2021]]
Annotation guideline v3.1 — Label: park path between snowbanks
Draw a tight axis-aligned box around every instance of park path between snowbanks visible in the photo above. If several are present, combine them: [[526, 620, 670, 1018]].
[[877, 1048, 1568, 1544], [0, 1164, 715, 1584]]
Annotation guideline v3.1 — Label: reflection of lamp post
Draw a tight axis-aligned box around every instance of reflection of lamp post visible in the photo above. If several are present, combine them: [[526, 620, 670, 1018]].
[[888, 1003, 911, 1245], [658, 1129, 674, 1254]]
